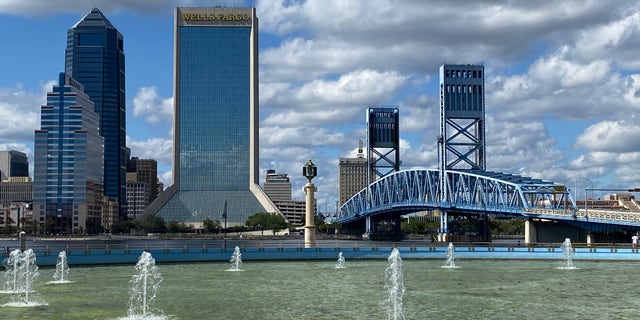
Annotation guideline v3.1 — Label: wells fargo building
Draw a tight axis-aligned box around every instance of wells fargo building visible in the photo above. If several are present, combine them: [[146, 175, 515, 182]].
[[144, 7, 279, 225]]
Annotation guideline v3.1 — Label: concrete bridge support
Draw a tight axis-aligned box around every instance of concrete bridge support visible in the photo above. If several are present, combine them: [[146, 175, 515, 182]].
[[525, 219, 589, 244], [524, 220, 537, 244], [586, 232, 594, 246], [438, 211, 449, 242]]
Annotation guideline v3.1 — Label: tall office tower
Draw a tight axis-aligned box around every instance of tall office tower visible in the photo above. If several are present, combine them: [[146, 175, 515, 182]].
[[338, 140, 370, 206], [65, 8, 126, 221], [144, 7, 279, 225], [264, 170, 292, 202], [33, 73, 104, 235], [439, 64, 485, 171], [0, 150, 29, 181], [127, 157, 159, 203]]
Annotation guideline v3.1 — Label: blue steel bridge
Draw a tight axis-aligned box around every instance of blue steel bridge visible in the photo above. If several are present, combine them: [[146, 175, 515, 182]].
[[336, 169, 640, 237], [336, 65, 640, 241]]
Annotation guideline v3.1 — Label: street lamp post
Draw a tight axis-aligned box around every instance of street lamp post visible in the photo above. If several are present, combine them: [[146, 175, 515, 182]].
[[303, 160, 318, 248]]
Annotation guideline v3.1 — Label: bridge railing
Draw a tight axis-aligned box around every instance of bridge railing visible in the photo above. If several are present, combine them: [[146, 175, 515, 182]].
[[524, 208, 640, 223]]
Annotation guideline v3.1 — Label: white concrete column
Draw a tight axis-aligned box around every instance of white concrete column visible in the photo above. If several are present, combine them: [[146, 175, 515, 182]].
[[439, 211, 448, 242], [524, 220, 536, 245], [586, 232, 593, 246], [304, 182, 316, 248]]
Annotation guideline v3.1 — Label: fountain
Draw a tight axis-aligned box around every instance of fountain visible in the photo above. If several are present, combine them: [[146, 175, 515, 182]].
[[384, 248, 406, 320], [2, 248, 45, 307], [442, 242, 458, 268], [559, 238, 576, 269], [228, 246, 243, 271], [123, 251, 164, 319], [48, 251, 72, 284], [335, 251, 345, 269]]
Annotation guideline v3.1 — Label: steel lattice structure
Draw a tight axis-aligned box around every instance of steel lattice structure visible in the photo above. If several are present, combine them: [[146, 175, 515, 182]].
[[337, 169, 574, 224]]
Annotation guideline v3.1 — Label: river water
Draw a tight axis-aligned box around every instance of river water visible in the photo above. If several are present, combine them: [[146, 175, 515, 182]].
[[1, 258, 637, 319]]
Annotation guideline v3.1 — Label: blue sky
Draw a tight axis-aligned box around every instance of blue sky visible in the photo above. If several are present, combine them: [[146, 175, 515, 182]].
[[2, 0, 640, 212]]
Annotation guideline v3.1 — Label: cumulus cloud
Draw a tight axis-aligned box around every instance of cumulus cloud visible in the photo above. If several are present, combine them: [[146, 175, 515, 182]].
[[125, 136, 173, 167], [574, 120, 640, 152], [0, 83, 48, 145], [261, 127, 345, 148], [132, 86, 173, 124], [0, 0, 215, 16]]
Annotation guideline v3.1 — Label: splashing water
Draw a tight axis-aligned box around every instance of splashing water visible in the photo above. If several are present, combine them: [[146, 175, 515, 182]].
[[228, 246, 243, 271], [384, 248, 406, 320], [2, 249, 46, 307], [123, 251, 164, 319], [443, 243, 457, 268], [335, 252, 345, 269], [48, 251, 72, 284], [559, 238, 577, 269]]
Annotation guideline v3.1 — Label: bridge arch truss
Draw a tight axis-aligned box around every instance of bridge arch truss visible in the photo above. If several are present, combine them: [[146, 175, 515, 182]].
[[337, 169, 573, 224]]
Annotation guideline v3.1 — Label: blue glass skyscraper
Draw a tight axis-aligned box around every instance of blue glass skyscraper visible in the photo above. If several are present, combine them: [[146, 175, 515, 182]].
[[144, 7, 279, 225], [33, 73, 104, 234], [65, 8, 126, 221]]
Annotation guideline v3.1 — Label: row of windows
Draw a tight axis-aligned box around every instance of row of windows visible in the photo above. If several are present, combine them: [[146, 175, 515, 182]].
[[443, 84, 483, 94], [445, 69, 482, 79]]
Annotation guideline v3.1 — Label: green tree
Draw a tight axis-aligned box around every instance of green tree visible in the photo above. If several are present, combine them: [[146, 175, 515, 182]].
[[203, 218, 222, 233], [138, 215, 166, 233], [112, 219, 138, 234], [167, 220, 191, 233], [246, 212, 288, 235]]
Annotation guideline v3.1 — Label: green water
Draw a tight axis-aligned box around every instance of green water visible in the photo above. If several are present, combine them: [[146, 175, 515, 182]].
[[1, 259, 638, 319]]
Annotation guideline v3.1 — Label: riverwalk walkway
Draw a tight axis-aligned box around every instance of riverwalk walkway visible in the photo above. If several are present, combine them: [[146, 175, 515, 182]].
[[2, 237, 640, 266]]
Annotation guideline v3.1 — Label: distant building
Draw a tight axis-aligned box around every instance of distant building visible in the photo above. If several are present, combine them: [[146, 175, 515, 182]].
[[144, 7, 279, 226], [264, 170, 292, 202], [127, 157, 159, 203], [156, 181, 164, 195], [126, 181, 151, 220], [0, 150, 29, 181], [339, 140, 370, 206], [273, 200, 313, 227], [0, 177, 32, 203], [66, 7, 127, 221], [33, 73, 105, 235]]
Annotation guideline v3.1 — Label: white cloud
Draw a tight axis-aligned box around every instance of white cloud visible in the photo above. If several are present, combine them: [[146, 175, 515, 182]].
[[574, 120, 640, 152], [125, 136, 172, 167], [0, 0, 203, 16], [261, 127, 345, 148], [0, 83, 49, 145], [132, 86, 173, 124]]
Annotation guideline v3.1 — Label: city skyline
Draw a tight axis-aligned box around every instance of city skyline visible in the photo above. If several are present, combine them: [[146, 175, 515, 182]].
[[2, 1, 640, 213]]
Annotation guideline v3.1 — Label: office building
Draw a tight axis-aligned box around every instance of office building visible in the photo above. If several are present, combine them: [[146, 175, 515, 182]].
[[339, 141, 370, 206], [127, 157, 159, 203], [65, 7, 126, 220], [144, 7, 279, 226], [126, 180, 151, 220], [0, 177, 32, 203], [33, 73, 104, 235], [0, 150, 29, 181], [264, 170, 291, 202]]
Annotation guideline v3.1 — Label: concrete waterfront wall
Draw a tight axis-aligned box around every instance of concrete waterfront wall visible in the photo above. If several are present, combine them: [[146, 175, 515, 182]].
[[19, 244, 640, 267]]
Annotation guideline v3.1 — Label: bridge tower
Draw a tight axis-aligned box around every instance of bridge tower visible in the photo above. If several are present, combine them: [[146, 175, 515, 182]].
[[438, 64, 486, 240], [366, 107, 401, 237]]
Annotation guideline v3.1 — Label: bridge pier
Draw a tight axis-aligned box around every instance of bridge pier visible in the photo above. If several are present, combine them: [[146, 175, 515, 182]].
[[586, 232, 594, 246], [524, 220, 537, 244], [438, 210, 448, 242]]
